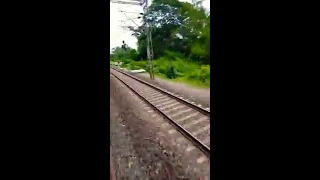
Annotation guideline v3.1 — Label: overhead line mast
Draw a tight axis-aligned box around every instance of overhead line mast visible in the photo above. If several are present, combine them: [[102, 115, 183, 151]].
[[110, 0, 155, 79]]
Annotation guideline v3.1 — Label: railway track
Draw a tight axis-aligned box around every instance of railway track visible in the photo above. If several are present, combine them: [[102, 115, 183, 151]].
[[110, 67, 210, 157]]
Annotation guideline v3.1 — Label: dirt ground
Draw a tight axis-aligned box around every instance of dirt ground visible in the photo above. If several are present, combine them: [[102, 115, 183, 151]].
[[110, 74, 210, 180], [129, 72, 210, 109]]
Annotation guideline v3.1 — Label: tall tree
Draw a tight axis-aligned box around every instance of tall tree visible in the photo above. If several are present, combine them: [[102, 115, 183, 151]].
[[122, 0, 210, 64]]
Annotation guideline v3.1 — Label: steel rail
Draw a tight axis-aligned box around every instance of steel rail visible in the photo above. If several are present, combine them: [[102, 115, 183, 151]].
[[110, 71, 210, 157]]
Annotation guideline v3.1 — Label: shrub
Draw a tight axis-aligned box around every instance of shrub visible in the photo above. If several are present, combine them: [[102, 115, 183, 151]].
[[132, 61, 148, 69], [186, 70, 200, 79], [199, 65, 210, 83], [122, 59, 133, 65], [165, 65, 177, 79], [172, 58, 200, 74], [163, 51, 184, 60]]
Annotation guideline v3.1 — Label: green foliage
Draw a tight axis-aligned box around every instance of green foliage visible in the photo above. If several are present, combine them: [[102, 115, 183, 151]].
[[112, 0, 210, 64], [110, 41, 139, 61], [133, 61, 147, 68], [134, 0, 210, 64], [152, 57, 209, 87], [122, 59, 133, 65], [165, 65, 177, 79], [110, 1, 210, 88], [199, 65, 210, 83], [163, 51, 184, 60]]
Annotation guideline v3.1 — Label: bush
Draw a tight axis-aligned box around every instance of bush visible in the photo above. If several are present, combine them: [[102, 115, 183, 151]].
[[154, 59, 167, 75], [129, 57, 210, 88], [164, 51, 184, 60], [124, 63, 133, 70], [122, 59, 133, 65], [199, 65, 210, 83], [186, 70, 200, 79], [165, 65, 177, 79], [132, 61, 148, 69], [171, 58, 200, 74]]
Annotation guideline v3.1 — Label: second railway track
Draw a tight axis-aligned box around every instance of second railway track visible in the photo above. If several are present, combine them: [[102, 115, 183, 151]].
[[110, 67, 210, 157]]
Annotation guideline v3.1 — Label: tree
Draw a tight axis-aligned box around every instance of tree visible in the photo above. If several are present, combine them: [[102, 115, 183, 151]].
[[116, 0, 210, 64], [110, 41, 138, 61]]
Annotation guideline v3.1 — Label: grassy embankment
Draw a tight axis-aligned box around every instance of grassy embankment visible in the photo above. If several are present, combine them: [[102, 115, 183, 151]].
[[110, 58, 210, 89]]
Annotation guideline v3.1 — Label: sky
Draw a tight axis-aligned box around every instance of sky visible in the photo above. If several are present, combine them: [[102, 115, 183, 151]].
[[110, 0, 210, 51]]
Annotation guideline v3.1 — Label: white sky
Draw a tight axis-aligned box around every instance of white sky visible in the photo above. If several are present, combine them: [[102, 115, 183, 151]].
[[110, 0, 210, 50]]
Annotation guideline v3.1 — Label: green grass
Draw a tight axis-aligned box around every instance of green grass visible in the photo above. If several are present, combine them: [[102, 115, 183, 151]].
[[111, 58, 210, 89], [154, 72, 210, 89]]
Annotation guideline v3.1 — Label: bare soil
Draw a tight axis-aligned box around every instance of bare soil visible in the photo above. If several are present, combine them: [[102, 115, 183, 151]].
[[129, 72, 210, 109], [110, 74, 210, 180]]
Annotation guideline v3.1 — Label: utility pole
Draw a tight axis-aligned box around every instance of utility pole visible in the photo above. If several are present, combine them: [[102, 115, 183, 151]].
[[143, 0, 154, 79], [110, 0, 155, 79]]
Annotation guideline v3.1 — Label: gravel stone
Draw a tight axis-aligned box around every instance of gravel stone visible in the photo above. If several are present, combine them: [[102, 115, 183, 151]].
[[110, 74, 210, 180]]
